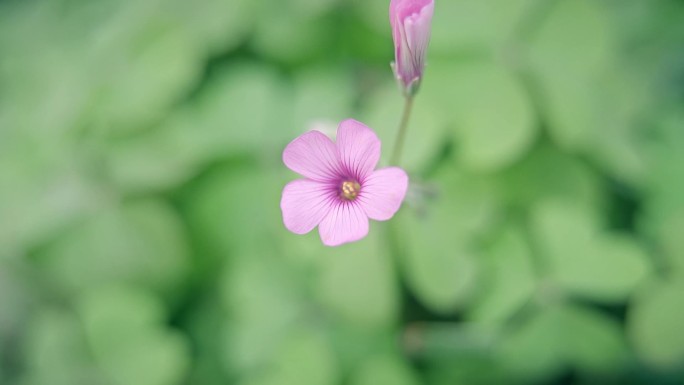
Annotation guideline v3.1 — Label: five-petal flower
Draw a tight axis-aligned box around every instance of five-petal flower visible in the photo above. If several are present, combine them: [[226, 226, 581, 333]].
[[281, 119, 409, 246]]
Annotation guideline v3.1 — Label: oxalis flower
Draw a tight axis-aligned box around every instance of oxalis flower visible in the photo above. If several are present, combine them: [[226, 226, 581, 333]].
[[281, 119, 409, 246], [390, 0, 434, 95]]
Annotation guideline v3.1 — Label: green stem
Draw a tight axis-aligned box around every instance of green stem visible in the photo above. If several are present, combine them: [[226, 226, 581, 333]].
[[390, 95, 414, 165]]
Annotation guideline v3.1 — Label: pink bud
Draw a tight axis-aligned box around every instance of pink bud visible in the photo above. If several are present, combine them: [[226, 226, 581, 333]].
[[389, 0, 434, 96]]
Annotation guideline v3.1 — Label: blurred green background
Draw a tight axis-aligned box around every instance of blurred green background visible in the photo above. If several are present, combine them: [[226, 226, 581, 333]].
[[1, 0, 684, 384]]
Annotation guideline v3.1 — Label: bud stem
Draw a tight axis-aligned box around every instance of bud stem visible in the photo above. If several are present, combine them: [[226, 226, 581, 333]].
[[390, 95, 414, 165]]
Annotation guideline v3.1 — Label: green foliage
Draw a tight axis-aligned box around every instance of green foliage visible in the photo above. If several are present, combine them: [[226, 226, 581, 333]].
[[361, 82, 445, 172], [467, 224, 535, 324], [77, 285, 190, 385], [20, 308, 104, 385], [498, 304, 627, 381], [395, 168, 498, 314], [530, 199, 652, 303], [628, 279, 684, 369], [35, 200, 190, 296], [315, 232, 399, 329], [350, 354, 420, 385], [1, 0, 683, 384], [426, 60, 537, 171], [529, 0, 613, 151]]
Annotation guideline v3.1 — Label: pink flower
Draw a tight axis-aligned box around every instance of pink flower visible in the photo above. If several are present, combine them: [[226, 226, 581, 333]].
[[389, 0, 434, 95], [281, 119, 409, 246]]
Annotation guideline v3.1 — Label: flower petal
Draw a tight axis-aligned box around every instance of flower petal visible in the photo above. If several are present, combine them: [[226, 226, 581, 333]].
[[318, 202, 369, 246], [389, 0, 434, 90], [281, 179, 335, 235], [358, 167, 409, 221], [336, 119, 381, 181], [283, 130, 343, 181], [403, 2, 433, 72], [390, 0, 433, 31]]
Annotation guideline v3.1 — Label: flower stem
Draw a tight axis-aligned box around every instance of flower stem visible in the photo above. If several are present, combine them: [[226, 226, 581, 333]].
[[390, 95, 414, 165]]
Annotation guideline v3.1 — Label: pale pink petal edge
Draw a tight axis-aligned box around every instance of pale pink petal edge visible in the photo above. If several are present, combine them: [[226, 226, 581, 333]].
[[281, 179, 335, 235], [318, 202, 369, 247], [283, 130, 342, 182], [335, 119, 381, 181], [358, 167, 409, 221]]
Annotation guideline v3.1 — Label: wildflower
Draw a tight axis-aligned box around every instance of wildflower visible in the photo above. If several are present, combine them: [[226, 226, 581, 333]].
[[389, 0, 434, 95], [281, 119, 409, 246]]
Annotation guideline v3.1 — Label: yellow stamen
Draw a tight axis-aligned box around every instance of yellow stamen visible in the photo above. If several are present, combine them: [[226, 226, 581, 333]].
[[340, 180, 361, 200]]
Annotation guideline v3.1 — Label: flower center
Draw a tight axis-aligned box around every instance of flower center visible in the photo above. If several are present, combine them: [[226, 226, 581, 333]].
[[340, 180, 361, 201]]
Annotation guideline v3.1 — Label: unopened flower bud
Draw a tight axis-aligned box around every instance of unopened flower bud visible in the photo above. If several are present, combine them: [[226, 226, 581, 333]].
[[389, 0, 434, 96]]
